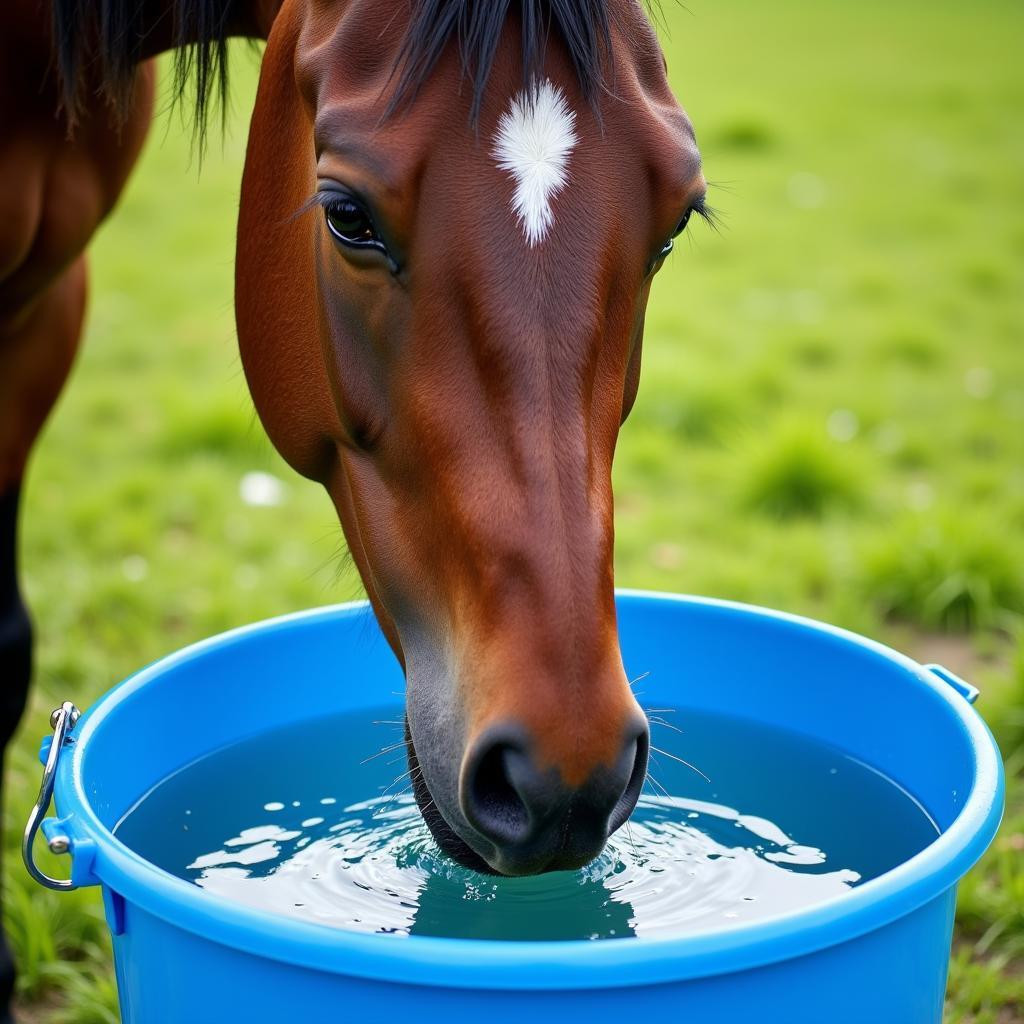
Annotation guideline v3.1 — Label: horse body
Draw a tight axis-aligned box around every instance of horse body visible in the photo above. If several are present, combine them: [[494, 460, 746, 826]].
[[0, 8, 152, 1014], [0, 4, 155, 487], [2, 0, 704, 990]]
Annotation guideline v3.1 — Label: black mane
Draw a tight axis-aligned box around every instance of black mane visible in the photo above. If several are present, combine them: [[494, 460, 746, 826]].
[[51, 0, 235, 142], [50, 0, 618, 142], [390, 0, 615, 122]]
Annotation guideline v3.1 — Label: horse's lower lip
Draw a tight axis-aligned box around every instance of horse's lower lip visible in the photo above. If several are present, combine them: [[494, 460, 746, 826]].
[[414, 776, 606, 877], [486, 846, 602, 876]]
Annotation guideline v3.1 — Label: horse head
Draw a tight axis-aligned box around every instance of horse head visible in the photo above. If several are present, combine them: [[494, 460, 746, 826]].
[[236, 0, 707, 875]]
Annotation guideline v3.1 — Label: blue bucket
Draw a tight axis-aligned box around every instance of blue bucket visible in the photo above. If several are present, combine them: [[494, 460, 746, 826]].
[[26, 592, 1003, 1023]]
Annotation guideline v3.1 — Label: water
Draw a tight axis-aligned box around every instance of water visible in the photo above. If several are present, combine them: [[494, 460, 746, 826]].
[[115, 707, 939, 941]]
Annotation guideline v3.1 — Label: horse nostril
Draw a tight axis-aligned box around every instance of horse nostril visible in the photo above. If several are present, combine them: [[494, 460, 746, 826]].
[[464, 737, 532, 846]]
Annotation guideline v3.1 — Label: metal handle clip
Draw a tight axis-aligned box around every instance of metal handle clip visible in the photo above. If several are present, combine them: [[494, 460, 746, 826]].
[[23, 702, 81, 891]]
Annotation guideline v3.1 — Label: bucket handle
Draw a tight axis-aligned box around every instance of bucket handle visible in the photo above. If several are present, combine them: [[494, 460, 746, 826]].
[[23, 702, 86, 891], [924, 663, 980, 704]]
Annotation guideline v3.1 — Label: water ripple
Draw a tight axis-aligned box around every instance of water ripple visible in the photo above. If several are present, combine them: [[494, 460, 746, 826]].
[[186, 793, 861, 940]]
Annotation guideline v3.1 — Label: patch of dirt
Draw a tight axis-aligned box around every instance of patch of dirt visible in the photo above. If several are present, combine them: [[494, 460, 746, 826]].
[[903, 629, 1013, 683], [13, 993, 62, 1024]]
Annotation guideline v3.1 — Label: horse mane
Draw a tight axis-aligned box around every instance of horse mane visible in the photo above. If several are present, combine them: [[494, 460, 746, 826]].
[[389, 0, 615, 123], [50, 0, 620, 143], [51, 0, 234, 142]]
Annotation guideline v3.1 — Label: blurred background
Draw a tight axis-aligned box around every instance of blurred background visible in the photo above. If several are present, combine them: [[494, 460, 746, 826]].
[[4, 0, 1022, 1019]]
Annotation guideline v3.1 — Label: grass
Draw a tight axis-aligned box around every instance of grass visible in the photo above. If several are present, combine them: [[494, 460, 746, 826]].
[[735, 415, 867, 519], [860, 509, 1024, 632], [4, 0, 1023, 1019]]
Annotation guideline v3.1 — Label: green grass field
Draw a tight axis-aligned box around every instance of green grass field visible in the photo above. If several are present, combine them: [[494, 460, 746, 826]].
[[4, 1, 1023, 1020]]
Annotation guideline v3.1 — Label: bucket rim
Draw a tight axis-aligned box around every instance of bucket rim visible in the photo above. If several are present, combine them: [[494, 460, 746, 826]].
[[56, 591, 1005, 989]]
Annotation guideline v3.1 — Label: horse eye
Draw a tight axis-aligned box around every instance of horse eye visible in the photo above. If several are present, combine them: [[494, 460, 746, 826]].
[[653, 207, 695, 267], [324, 198, 379, 247], [673, 207, 693, 237]]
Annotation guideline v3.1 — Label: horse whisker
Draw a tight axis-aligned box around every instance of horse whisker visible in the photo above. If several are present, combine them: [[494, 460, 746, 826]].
[[623, 819, 639, 859], [650, 745, 710, 783], [378, 765, 416, 796], [628, 671, 651, 689], [373, 784, 415, 818], [647, 716, 684, 735], [359, 740, 407, 765], [373, 764, 423, 816], [644, 770, 672, 800]]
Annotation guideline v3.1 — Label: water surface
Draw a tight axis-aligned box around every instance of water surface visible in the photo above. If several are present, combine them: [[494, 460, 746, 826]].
[[115, 706, 939, 940]]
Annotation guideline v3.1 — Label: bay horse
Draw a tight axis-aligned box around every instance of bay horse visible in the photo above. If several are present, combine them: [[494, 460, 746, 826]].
[[2, 0, 708, 1005]]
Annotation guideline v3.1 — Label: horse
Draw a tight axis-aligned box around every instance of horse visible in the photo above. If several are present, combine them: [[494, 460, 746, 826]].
[[2, 0, 708, 1004]]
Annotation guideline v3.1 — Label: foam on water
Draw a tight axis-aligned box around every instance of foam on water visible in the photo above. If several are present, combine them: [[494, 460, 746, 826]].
[[115, 707, 940, 941]]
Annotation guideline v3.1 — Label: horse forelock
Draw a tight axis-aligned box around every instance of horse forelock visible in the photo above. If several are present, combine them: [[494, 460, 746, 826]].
[[387, 0, 617, 124]]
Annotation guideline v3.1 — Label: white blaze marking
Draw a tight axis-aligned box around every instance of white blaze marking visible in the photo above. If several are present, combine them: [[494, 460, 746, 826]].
[[492, 79, 579, 246]]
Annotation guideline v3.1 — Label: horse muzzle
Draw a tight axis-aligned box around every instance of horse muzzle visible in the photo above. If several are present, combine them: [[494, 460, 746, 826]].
[[458, 717, 650, 874], [408, 707, 649, 876]]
